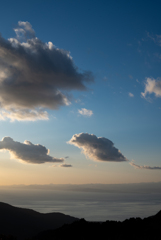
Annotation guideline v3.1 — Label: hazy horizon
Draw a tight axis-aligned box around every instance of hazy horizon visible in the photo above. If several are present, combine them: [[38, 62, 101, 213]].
[[0, 182, 161, 221]]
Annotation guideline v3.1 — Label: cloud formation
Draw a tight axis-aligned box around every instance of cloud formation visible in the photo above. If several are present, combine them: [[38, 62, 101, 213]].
[[78, 108, 93, 117], [141, 78, 161, 99], [0, 21, 93, 121], [130, 162, 161, 170], [0, 137, 64, 164], [68, 133, 128, 162]]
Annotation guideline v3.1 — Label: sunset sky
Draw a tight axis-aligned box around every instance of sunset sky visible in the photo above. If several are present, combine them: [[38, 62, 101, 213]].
[[0, 0, 161, 185]]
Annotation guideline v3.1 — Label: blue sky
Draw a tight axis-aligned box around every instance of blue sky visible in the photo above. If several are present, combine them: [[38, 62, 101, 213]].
[[0, 0, 161, 185]]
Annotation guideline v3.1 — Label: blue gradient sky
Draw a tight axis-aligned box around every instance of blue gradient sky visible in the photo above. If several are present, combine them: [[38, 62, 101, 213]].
[[0, 0, 161, 185]]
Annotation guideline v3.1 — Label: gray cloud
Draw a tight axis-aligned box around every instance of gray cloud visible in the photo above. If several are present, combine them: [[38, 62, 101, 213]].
[[0, 137, 64, 164], [0, 21, 93, 121], [60, 163, 72, 167], [68, 133, 128, 162], [130, 162, 161, 170]]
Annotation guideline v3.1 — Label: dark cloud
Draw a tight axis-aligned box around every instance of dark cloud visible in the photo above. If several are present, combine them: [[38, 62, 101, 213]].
[[130, 162, 161, 170], [0, 137, 64, 164], [0, 21, 93, 121], [60, 163, 72, 167], [68, 133, 128, 162]]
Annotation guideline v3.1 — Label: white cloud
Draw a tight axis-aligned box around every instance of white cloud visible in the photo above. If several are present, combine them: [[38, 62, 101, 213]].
[[128, 92, 134, 97], [0, 137, 64, 164], [0, 21, 93, 121], [0, 109, 49, 122], [78, 108, 93, 117], [141, 78, 161, 99], [68, 133, 128, 162]]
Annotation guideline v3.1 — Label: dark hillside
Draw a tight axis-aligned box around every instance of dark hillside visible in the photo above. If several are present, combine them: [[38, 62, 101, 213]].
[[0, 202, 78, 239], [31, 211, 161, 240], [0, 202, 161, 240]]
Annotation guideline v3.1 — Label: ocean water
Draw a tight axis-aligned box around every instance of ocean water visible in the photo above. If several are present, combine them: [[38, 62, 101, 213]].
[[0, 183, 161, 221]]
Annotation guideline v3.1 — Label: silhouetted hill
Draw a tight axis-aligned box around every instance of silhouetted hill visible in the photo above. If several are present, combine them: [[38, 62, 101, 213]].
[[0, 202, 78, 239], [147, 209, 161, 220], [1, 202, 161, 240], [31, 210, 161, 240]]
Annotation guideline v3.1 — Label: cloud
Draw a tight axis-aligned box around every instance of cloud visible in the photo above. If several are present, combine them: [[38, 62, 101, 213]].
[[0, 137, 64, 164], [128, 92, 134, 97], [130, 161, 161, 170], [141, 78, 161, 99], [68, 133, 128, 162], [14, 21, 35, 39], [60, 163, 72, 167], [0, 21, 94, 121], [78, 108, 93, 117], [0, 109, 48, 122]]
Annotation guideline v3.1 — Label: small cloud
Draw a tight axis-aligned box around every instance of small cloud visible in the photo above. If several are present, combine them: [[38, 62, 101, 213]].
[[129, 92, 134, 97], [60, 163, 72, 167], [136, 79, 140, 83], [129, 161, 161, 170], [78, 108, 93, 117], [67, 133, 128, 162], [141, 77, 161, 99], [0, 109, 49, 122], [0, 137, 64, 164]]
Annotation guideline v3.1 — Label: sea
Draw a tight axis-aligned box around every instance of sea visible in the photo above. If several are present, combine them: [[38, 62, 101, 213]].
[[0, 182, 161, 222]]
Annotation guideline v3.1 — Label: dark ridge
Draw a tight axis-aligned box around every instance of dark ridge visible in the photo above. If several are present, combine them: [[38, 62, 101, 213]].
[[31, 210, 161, 240], [0, 202, 78, 240], [0, 202, 161, 240]]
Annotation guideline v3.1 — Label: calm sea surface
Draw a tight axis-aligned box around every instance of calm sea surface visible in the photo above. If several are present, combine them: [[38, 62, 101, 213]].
[[0, 183, 161, 221]]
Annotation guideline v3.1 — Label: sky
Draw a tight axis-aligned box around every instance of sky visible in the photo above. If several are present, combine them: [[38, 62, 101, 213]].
[[0, 0, 161, 185]]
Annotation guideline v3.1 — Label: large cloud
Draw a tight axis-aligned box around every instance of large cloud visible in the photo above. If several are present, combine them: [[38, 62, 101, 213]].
[[68, 133, 128, 162], [0, 137, 64, 164], [0, 21, 93, 121], [141, 78, 161, 99]]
